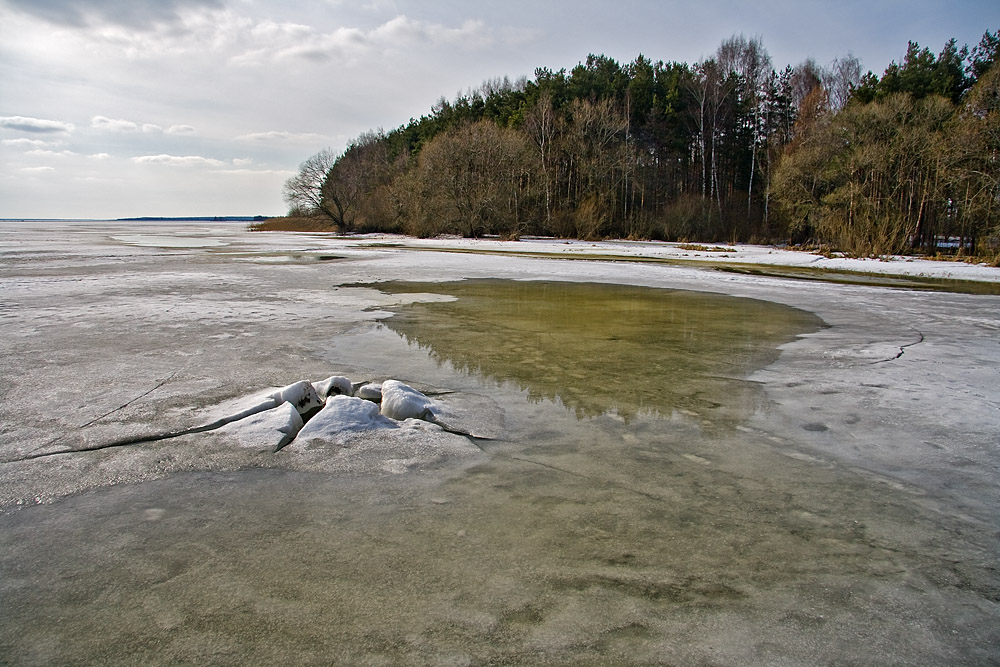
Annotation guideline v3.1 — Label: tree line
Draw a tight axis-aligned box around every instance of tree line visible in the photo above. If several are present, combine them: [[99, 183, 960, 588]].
[[282, 30, 1000, 260]]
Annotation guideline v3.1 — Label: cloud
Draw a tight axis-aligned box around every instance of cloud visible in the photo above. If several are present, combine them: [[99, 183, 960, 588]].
[[0, 116, 75, 134], [90, 116, 163, 133], [234, 130, 330, 143], [230, 14, 510, 67], [25, 149, 79, 158], [371, 15, 491, 48], [2, 0, 225, 29], [89, 153, 112, 160], [166, 124, 196, 135], [91, 116, 138, 132], [20, 166, 56, 173], [131, 154, 224, 167], [2, 138, 66, 148]]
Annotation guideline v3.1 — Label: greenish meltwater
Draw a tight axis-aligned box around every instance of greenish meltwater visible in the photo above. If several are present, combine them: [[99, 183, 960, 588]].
[[375, 280, 823, 424]]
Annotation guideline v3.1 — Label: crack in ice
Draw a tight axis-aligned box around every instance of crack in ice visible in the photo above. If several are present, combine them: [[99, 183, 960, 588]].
[[3, 377, 490, 463]]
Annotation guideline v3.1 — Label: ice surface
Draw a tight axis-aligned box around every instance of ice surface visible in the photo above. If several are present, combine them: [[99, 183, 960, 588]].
[[2, 220, 998, 666], [111, 234, 226, 248]]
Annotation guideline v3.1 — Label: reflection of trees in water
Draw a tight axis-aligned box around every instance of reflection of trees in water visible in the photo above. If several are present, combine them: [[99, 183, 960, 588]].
[[380, 281, 821, 422]]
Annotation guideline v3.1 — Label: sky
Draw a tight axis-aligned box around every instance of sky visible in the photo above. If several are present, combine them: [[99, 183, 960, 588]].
[[1, 0, 997, 219]]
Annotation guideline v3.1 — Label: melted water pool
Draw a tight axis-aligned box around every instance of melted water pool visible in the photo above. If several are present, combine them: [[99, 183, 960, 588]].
[[374, 280, 822, 424]]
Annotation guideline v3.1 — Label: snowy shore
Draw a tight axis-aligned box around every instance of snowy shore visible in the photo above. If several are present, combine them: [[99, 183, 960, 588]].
[[339, 234, 1000, 283]]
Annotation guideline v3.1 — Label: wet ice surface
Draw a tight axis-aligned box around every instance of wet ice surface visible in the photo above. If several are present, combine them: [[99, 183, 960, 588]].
[[1, 221, 999, 665]]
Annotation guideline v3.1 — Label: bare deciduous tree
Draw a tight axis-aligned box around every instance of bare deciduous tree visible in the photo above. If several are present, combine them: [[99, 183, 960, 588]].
[[687, 58, 736, 216], [414, 120, 533, 238], [824, 53, 863, 111], [718, 34, 773, 219], [524, 91, 559, 225], [790, 58, 825, 114], [282, 149, 338, 225]]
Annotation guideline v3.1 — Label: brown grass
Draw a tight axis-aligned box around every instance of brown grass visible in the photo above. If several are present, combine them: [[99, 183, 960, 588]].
[[677, 243, 736, 253]]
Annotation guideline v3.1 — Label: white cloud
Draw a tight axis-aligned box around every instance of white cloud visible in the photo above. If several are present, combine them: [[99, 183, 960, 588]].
[[2, 138, 66, 148], [91, 115, 139, 132], [166, 124, 196, 135], [91, 116, 165, 133], [0, 116, 75, 134], [248, 19, 316, 44], [131, 154, 224, 167], [89, 152, 112, 160], [20, 166, 56, 173], [371, 15, 491, 48], [26, 149, 79, 158], [234, 130, 330, 143], [227, 14, 511, 67]]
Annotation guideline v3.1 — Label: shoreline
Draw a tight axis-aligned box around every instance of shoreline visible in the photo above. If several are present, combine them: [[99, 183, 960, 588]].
[[335, 234, 1000, 283]]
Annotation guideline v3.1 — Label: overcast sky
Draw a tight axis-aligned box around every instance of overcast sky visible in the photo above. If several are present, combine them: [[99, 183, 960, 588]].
[[1, 0, 996, 219]]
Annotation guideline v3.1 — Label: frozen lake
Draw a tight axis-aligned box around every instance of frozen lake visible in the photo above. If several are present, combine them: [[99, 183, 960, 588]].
[[1, 220, 998, 665]]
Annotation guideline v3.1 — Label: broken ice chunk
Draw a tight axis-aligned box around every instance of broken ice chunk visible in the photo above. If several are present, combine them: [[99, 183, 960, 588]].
[[295, 395, 398, 440], [313, 375, 354, 399], [219, 401, 304, 451], [356, 382, 383, 402], [380, 380, 434, 421], [268, 380, 323, 415]]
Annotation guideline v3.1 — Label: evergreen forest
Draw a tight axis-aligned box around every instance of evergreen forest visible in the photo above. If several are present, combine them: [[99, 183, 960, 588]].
[[280, 31, 1000, 261]]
